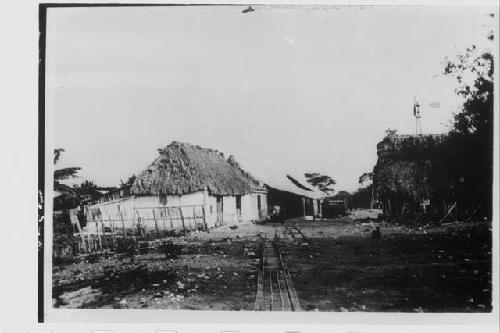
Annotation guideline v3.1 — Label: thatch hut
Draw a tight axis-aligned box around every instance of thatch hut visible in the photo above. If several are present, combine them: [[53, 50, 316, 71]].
[[84, 142, 268, 235], [373, 133, 454, 223]]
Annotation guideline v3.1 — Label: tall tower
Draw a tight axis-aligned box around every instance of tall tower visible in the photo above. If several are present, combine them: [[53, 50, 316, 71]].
[[413, 99, 423, 135]]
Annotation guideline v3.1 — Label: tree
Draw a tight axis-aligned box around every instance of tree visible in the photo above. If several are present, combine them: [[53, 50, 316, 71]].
[[72, 180, 97, 194], [54, 148, 80, 181], [74, 180, 98, 190], [349, 188, 373, 209], [442, 37, 494, 218], [54, 148, 65, 164], [54, 167, 81, 181], [384, 128, 398, 137], [120, 174, 136, 188], [53, 148, 81, 210], [304, 172, 336, 195], [444, 46, 493, 136], [358, 172, 373, 186]]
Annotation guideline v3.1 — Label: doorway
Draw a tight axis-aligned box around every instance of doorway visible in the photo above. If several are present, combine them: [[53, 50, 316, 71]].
[[257, 195, 262, 218]]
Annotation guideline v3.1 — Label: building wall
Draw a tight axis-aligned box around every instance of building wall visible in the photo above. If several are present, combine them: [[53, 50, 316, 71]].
[[257, 192, 269, 220], [221, 195, 238, 225], [204, 194, 218, 228], [84, 190, 266, 234], [241, 192, 268, 222], [267, 188, 304, 218], [313, 199, 323, 217]]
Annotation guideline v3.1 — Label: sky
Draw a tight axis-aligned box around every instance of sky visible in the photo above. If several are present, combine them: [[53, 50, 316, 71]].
[[46, 5, 495, 192]]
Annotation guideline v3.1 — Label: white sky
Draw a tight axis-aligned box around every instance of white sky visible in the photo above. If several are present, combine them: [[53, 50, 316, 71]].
[[46, 5, 495, 192]]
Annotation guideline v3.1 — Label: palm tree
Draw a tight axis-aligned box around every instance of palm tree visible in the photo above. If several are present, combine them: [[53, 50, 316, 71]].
[[53, 148, 81, 210]]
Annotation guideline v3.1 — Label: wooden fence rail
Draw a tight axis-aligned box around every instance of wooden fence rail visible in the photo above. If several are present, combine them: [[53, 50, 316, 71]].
[[61, 205, 245, 256]]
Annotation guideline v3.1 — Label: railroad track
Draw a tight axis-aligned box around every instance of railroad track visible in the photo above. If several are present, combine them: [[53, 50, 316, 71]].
[[254, 233, 301, 311], [285, 224, 309, 245]]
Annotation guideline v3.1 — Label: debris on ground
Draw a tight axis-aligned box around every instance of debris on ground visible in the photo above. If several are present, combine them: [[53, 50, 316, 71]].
[[52, 216, 492, 312]]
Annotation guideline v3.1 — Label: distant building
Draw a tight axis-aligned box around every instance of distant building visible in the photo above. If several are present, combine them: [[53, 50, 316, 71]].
[[233, 158, 324, 220], [322, 191, 349, 218]]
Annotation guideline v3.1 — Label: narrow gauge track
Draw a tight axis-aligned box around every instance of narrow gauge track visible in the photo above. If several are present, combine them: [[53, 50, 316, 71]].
[[254, 231, 301, 311], [285, 224, 309, 244]]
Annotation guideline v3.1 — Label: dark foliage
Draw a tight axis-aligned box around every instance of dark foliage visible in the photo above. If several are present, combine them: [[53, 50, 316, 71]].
[[443, 46, 494, 218], [358, 172, 373, 185], [349, 187, 373, 209], [53, 148, 81, 210], [54, 148, 65, 164], [120, 174, 136, 188], [373, 43, 493, 222], [54, 167, 81, 181], [304, 172, 336, 194]]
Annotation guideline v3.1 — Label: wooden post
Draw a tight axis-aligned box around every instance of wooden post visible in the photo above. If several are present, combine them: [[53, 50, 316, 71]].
[[161, 208, 166, 234], [193, 206, 198, 230], [370, 187, 374, 209], [70, 210, 87, 253], [103, 215, 110, 248], [120, 212, 127, 239], [86, 232, 92, 253], [167, 208, 174, 230], [202, 206, 207, 230], [110, 217, 117, 248], [101, 215, 109, 249], [95, 217, 102, 251], [179, 207, 186, 232], [78, 222, 87, 252], [153, 209, 160, 237], [302, 197, 306, 218], [131, 213, 137, 242]]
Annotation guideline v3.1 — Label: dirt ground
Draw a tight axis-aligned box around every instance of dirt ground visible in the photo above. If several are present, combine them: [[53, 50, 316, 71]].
[[52, 217, 492, 312]]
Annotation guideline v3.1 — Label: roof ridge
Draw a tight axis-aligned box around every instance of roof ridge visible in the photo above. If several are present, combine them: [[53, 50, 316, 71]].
[[132, 141, 253, 196]]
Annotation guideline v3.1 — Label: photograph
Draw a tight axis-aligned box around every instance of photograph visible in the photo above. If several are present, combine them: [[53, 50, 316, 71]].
[[41, 3, 496, 314]]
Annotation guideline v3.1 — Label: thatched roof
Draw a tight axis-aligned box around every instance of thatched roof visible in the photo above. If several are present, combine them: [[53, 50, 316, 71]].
[[227, 155, 266, 191], [377, 134, 448, 158], [131, 142, 254, 196], [373, 133, 452, 201]]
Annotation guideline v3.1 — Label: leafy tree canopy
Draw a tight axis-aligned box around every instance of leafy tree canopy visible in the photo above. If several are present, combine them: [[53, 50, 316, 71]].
[[53, 148, 81, 210], [443, 45, 493, 136], [120, 174, 137, 188], [304, 172, 336, 194], [359, 172, 373, 186], [384, 128, 398, 137]]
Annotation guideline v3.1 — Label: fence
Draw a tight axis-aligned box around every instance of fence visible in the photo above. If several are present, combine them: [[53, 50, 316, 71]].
[[65, 205, 208, 255], [62, 204, 249, 256]]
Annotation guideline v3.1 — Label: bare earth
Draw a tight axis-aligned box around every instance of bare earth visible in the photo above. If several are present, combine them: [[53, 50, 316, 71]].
[[52, 218, 492, 312]]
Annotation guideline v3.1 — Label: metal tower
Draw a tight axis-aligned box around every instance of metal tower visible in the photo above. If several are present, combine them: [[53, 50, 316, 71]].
[[413, 99, 423, 135]]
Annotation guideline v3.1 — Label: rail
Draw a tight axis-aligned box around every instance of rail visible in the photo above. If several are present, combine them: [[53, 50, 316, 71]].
[[254, 232, 301, 311]]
